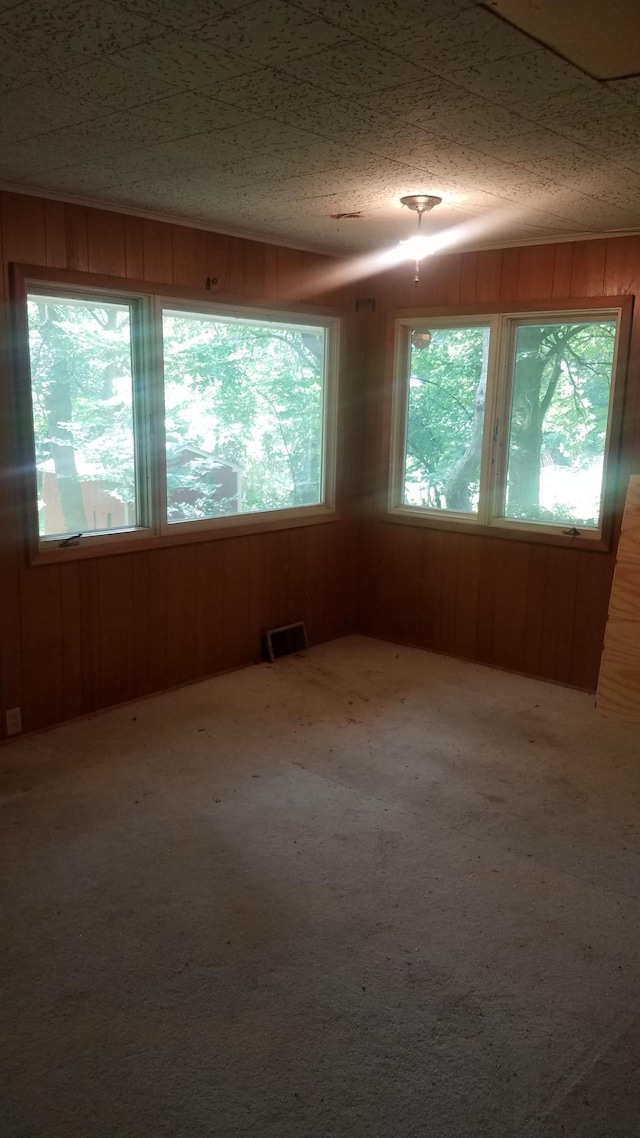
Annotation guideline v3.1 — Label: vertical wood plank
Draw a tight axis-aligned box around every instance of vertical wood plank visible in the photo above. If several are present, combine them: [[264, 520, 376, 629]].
[[87, 208, 126, 276], [79, 559, 101, 712], [570, 240, 606, 297], [420, 529, 446, 648], [195, 540, 224, 678], [171, 224, 208, 288], [133, 550, 167, 697], [1, 192, 46, 264], [96, 555, 135, 708], [552, 243, 574, 298], [459, 252, 478, 305], [227, 235, 246, 296], [124, 215, 144, 279], [490, 541, 531, 672], [205, 231, 230, 294], [243, 239, 266, 297], [59, 561, 83, 722], [44, 200, 67, 268], [570, 552, 615, 690], [516, 245, 555, 301], [453, 532, 482, 660], [500, 248, 520, 299], [142, 218, 173, 282], [220, 535, 260, 668], [475, 249, 503, 303], [164, 544, 199, 687], [20, 566, 63, 730], [64, 204, 88, 271]]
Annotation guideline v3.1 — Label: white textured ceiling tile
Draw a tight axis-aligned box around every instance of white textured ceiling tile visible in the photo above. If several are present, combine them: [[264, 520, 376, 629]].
[[345, 121, 447, 165], [283, 41, 430, 95], [0, 0, 639, 252], [608, 76, 640, 109], [196, 0, 353, 66], [0, 128, 128, 175], [523, 90, 640, 156], [386, 7, 538, 74], [287, 0, 473, 43], [111, 30, 261, 91], [15, 161, 124, 194], [606, 145, 640, 175], [133, 134, 272, 175], [111, 0, 248, 30], [47, 58, 182, 109], [0, 86, 103, 145], [0, 25, 86, 87], [189, 69, 303, 111], [449, 50, 593, 109], [1, 0, 163, 62], [210, 118, 327, 154], [427, 103, 532, 146], [467, 130, 602, 165], [212, 149, 343, 184], [132, 92, 265, 136], [352, 75, 473, 120]]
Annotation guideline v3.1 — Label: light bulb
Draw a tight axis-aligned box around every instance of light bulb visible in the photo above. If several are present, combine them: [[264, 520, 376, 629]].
[[397, 234, 434, 261]]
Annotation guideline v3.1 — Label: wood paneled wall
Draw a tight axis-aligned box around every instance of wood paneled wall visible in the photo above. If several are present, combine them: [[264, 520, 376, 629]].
[[357, 238, 640, 690], [2, 191, 638, 737], [0, 192, 359, 735]]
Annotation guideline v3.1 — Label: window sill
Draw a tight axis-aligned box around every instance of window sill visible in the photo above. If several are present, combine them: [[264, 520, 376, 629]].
[[384, 507, 611, 553], [30, 504, 338, 566]]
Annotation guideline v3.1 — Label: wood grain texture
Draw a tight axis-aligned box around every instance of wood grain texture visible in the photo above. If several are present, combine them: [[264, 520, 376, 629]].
[[597, 619, 640, 720], [597, 476, 640, 717], [0, 190, 356, 735]]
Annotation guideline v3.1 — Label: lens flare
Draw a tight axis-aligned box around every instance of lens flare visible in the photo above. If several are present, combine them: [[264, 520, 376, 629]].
[[298, 205, 529, 299]]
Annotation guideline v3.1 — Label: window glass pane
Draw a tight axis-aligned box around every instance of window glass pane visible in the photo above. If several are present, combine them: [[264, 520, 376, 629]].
[[404, 324, 490, 513], [27, 294, 137, 537], [162, 310, 326, 524], [504, 319, 617, 528]]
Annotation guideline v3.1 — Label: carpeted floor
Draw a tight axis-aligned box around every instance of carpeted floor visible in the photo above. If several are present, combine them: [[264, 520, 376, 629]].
[[1, 635, 639, 1137]]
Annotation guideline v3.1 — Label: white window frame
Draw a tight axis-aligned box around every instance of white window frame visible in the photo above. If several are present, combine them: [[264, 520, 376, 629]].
[[389, 305, 627, 546], [17, 273, 340, 559], [154, 296, 339, 538]]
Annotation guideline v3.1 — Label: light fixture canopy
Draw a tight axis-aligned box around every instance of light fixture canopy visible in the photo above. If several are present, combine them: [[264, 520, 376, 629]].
[[400, 194, 442, 214], [399, 194, 443, 282]]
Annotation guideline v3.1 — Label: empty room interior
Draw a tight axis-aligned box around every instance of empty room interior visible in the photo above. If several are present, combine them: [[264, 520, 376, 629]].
[[3, 0, 640, 1135]]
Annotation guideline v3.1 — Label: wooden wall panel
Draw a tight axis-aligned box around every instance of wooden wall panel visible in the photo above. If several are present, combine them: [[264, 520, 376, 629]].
[[3, 188, 637, 738], [0, 191, 358, 736], [87, 208, 126, 276], [358, 236, 640, 691]]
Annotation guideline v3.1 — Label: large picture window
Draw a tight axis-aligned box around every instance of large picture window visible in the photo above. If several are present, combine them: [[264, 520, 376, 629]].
[[20, 279, 337, 554], [390, 306, 627, 544]]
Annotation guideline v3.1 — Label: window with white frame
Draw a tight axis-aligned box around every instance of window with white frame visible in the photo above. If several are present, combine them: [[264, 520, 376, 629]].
[[23, 283, 337, 550], [390, 309, 625, 541]]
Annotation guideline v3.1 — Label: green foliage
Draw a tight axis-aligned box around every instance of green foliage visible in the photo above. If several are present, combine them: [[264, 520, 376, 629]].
[[405, 326, 488, 511], [405, 318, 617, 527], [27, 297, 325, 535]]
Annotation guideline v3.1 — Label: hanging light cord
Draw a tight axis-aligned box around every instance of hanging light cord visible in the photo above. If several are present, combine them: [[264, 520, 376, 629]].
[[414, 207, 425, 284]]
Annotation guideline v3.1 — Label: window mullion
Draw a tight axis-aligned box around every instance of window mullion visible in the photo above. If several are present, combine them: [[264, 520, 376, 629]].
[[476, 316, 502, 527], [145, 296, 167, 533], [389, 323, 411, 510]]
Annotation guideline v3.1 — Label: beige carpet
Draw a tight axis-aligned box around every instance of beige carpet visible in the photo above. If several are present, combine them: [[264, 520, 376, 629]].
[[1, 635, 639, 1137]]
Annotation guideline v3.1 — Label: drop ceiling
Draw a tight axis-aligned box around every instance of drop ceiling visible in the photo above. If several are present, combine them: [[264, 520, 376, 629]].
[[2, 0, 640, 254]]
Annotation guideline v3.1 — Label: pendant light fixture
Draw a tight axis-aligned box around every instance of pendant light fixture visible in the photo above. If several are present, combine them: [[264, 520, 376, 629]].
[[399, 194, 442, 282]]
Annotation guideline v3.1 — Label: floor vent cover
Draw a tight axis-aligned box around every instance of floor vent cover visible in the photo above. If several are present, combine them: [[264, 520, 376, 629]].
[[265, 621, 308, 661]]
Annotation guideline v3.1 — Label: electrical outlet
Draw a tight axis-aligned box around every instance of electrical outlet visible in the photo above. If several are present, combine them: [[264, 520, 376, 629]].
[[6, 708, 22, 736]]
